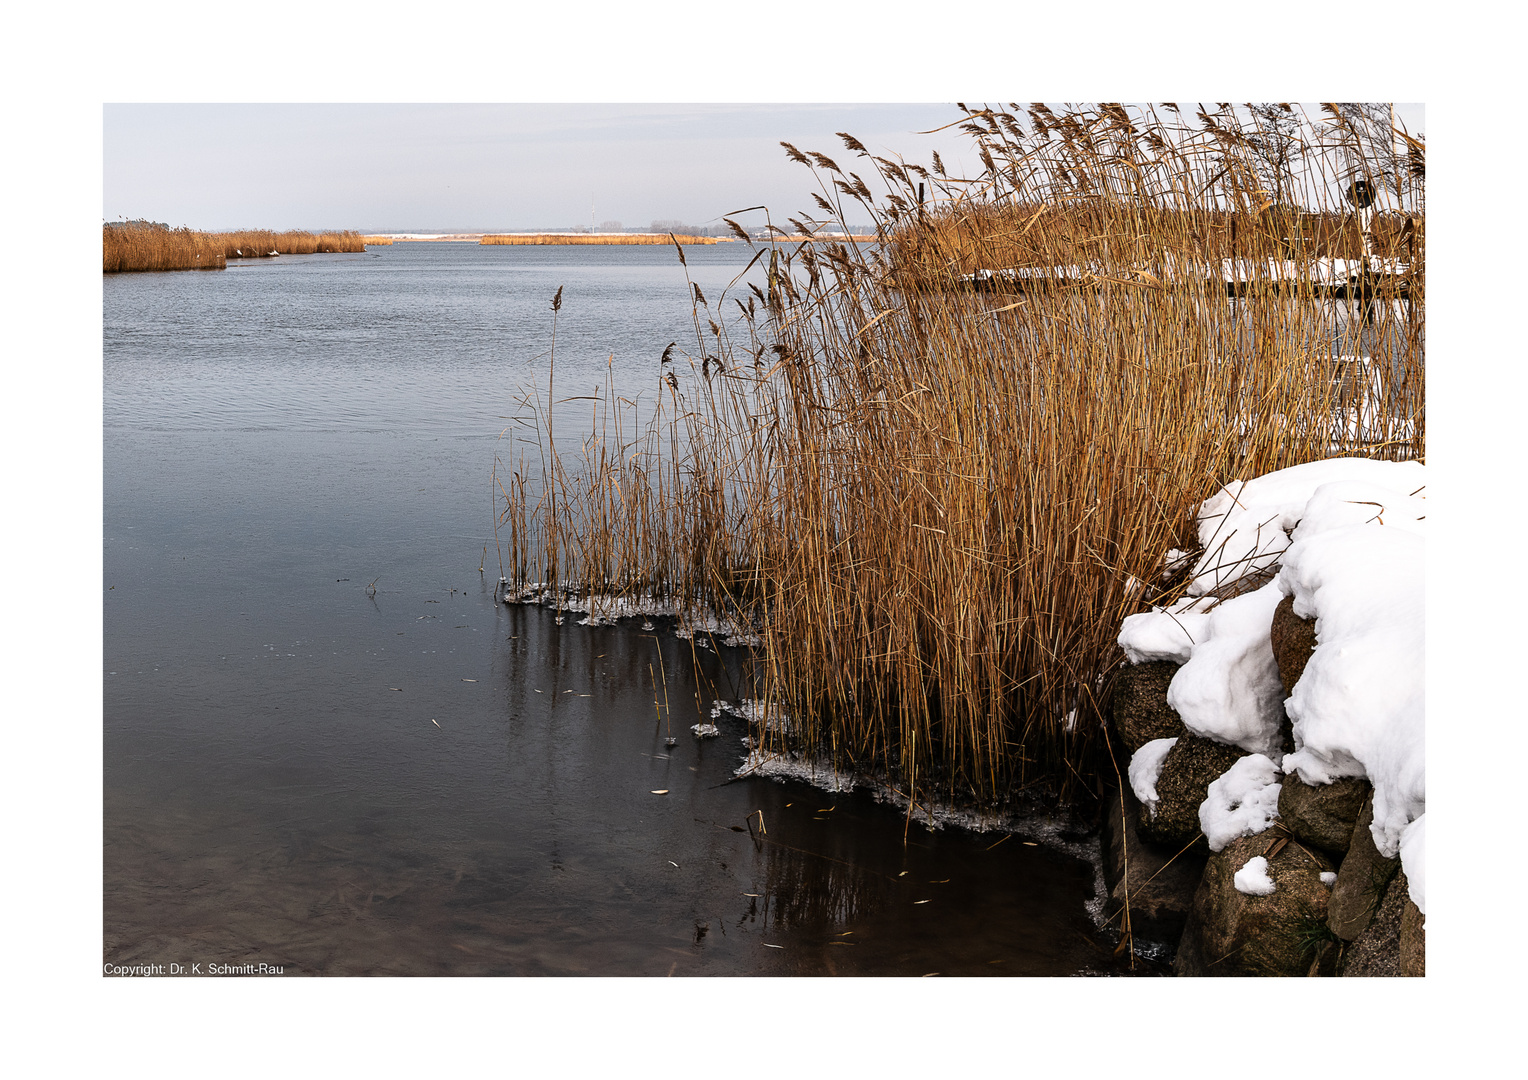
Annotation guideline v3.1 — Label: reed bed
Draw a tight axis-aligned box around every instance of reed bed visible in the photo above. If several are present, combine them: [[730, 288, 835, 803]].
[[497, 103, 1424, 807], [360, 235, 395, 246], [896, 203, 1422, 276], [481, 233, 724, 246], [105, 223, 368, 271], [220, 229, 367, 258], [103, 221, 226, 272]]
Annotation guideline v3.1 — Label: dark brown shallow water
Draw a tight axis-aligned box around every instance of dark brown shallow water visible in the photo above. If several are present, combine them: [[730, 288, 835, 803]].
[[104, 243, 1150, 976]]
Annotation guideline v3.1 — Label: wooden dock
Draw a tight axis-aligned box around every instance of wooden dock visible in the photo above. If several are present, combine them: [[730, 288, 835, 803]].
[[960, 257, 1415, 299]]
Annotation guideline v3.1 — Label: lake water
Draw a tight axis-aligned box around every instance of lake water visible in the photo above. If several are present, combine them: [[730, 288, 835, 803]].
[[103, 242, 1133, 976]]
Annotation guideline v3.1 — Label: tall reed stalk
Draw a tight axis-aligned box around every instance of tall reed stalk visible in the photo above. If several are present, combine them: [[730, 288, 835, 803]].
[[499, 103, 1424, 806]]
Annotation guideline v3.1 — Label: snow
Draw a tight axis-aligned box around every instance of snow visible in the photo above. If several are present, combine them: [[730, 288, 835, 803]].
[[1400, 815, 1425, 915], [711, 698, 792, 734], [1166, 579, 1288, 757], [1320, 871, 1337, 887], [1128, 738, 1177, 817], [1186, 457, 1425, 596], [1161, 548, 1193, 580], [1118, 594, 1216, 664], [1278, 522, 1425, 865], [1290, 479, 1426, 541], [1116, 456, 1425, 911], [501, 582, 763, 645], [736, 746, 857, 793], [691, 723, 720, 738], [1233, 855, 1277, 896], [1199, 754, 1283, 851]]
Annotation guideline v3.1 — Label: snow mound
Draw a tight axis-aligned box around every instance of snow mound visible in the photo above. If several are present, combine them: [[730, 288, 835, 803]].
[[1200, 754, 1282, 851], [1128, 738, 1177, 817], [1233, 855, 1277, 896], [1186, 458, 1425, 596], [1400, 815, 1425, 915], [1116, 457, 1426, 911], [1166, 580, 1288, 756], [1118, 595, 1216, 665], [1278, 523, 1424, 864]]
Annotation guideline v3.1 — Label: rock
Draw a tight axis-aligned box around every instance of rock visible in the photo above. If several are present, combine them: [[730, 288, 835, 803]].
[[1137, 734, 1246, 849], [1277, 775, 1370, 857], [1179, 833, 1335, 976], [1340, 868, 1410, 976], [1100, 785, 1208, 946], [1172, 907, 1209, 977], [1327, 792, 1400, 941], [1399, 891, 1426, 977], [1269, 594, 1317, 696], [1108, 660, 1186, 754]]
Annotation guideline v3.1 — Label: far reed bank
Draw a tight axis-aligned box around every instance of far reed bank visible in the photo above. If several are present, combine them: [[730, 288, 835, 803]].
[[481, 233, 727, 246], [497, 104, 1424, 811], [104, 221, 367, 272]]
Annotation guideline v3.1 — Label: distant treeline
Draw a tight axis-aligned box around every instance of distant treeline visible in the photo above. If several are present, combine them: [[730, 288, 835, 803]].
[[480, 234, 725, 246], [103, 221, 368, 272]]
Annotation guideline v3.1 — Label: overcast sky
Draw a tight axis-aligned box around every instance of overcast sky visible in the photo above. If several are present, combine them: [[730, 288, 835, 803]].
[[103, 104, 986, 233], [102, 102, 1424, 234]]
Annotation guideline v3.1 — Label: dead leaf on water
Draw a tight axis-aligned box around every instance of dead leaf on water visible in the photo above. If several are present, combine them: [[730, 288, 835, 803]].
[[651, 789, 669, 795], [461, 679, 477, 682], [914, 899, 931, 905], [763, 944, 783, 949], [389, 688, 403, 692], [1022, 841, 1038, 847], [431, 719, 440, 728]]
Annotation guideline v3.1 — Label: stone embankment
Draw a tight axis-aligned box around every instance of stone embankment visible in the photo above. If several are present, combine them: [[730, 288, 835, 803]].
[[1098, 458, 1425, 976]]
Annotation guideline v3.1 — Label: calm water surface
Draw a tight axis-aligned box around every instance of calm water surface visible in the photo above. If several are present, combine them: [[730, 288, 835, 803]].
[[104, 242, 1132, 976]]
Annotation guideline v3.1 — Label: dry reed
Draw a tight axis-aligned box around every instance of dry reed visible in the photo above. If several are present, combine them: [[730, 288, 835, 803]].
[[220, 230, 367, 258], [360, 236, 395, 246], [103, 221, 226, 272], [497, 103, 1424, 807], [105, 223, 368, 272]]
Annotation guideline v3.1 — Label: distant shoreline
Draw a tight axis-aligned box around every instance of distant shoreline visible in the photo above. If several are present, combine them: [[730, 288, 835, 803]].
[[363, 232, 879, 245]]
